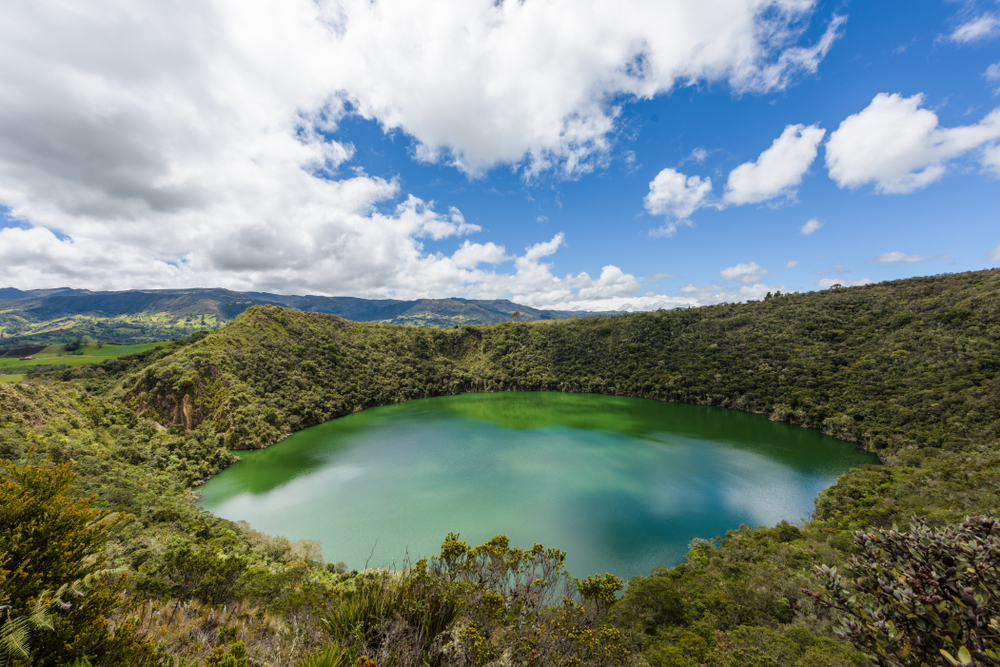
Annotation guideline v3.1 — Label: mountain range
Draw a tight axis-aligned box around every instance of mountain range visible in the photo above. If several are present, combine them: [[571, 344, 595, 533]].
[[0, 287, 606, 346]]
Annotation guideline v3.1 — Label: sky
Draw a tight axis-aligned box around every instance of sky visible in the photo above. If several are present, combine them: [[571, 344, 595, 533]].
[[0, 0, 998, 311]]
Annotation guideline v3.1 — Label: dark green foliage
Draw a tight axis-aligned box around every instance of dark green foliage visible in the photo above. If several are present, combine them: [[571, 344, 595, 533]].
[[0, 455, 131, 665], [144, 546, 250, 604], [808, 515, 1000, 666]]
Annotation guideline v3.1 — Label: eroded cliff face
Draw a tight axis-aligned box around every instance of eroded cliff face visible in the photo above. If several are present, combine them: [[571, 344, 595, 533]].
[[125, 362, 222, 434], [132, 385, 204, 432], [172, 392, 197, 430]]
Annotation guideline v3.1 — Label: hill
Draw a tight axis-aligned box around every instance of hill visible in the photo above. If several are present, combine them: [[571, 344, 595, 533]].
[[117, 270, 1000, 464], [2, 268, 999, 665], [0, 287, 597, 346]]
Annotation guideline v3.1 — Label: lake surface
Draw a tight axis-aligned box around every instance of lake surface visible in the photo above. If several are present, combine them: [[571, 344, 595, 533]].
[[198, 392, 877, 580]]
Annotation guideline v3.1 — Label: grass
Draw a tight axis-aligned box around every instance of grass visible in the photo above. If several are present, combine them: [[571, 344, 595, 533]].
[[0, 341, 166, 375]]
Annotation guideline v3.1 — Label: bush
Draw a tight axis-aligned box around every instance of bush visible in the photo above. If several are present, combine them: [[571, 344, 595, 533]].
[[0, 452, 130, 664], [807, 515, 1000, 667]]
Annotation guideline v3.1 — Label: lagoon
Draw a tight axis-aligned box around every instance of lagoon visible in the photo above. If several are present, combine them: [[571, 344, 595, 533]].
[[197, 392, 877, 580]]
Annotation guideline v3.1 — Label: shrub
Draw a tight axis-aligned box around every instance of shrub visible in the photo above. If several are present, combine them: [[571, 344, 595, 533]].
[[807, 515, 1000, 667], [0, 452, 130, 664]]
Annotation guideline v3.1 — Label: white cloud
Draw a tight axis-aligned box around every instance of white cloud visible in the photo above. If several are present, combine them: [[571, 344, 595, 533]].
[[825, 93, 1000, 193], [327, 1, 845, 176], [720, 261, 767, 284], [989, 245, 1000, 262], [649, 220, 695, 239], [987, 63, 1000, 95], [784, 260, 799, 268], [690, 148, 710, 163], [724, 124, 826, 205], [949, 14, 1000, 44], [869, 251, 946, 264], [451, 240, 507, 269], [0, 0, 847, 310], [644, 168, 713, 234], [817, 278, 874, 288], [983, 142, 1000, 176], [679, 281, 792, 304], [801, 218, 823, 235]]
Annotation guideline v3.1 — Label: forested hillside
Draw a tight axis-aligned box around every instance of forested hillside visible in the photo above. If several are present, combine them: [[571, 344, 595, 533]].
[[3, 269, 1000, 666], [119, 269, 999, 460]]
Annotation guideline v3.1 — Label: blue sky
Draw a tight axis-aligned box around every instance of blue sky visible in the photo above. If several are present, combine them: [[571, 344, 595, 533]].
[[0, 0, 997, 310]]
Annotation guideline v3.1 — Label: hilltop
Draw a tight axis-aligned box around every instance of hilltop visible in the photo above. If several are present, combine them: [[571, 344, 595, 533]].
[[0, 286, 601, 346]]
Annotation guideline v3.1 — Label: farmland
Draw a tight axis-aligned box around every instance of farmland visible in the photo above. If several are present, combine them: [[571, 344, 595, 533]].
[[0, 340, 166, 381]]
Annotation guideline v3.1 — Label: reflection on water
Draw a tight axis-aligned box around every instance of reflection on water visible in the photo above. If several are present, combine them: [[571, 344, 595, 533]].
[[198, 392, 877, 580]]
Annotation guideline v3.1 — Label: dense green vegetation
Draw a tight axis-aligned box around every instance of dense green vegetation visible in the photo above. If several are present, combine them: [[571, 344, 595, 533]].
[[1, 269, 999, 665]]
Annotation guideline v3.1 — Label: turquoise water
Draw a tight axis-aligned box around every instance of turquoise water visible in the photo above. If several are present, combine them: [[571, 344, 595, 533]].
[[197, 392, 877, 580]]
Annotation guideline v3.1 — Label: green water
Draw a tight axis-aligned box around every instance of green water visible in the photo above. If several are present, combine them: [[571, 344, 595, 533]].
[[197, 392, 877, 580]]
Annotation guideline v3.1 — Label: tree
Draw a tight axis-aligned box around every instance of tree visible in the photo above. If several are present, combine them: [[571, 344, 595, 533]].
[[0, 452, 130, 664], [806, 515, 1000, 667]]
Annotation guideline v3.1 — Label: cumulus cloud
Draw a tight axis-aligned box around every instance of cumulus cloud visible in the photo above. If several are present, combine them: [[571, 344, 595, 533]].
[[989, 245, 1000, 262], [825, 93, 1000, 193], [650, 122, 827, 233], [949, 14, 1000, 44], [720, 261, 767, 284], [0, 0, 847, 311], [644, 168, 713, 236], [455, 234, 689, 312], [869, 251, 947, 264], [679, 281, 791, 304], [724, 124, 826, 205], [784, 260, 799, 268], [451, 240, 507, 269], [327, 0, 845, 176], [817, 277, 874, 288], [801, 218, 823, 235]]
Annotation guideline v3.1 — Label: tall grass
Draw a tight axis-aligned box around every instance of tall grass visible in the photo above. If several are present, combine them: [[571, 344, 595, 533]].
[[317, 572, 462, 666]]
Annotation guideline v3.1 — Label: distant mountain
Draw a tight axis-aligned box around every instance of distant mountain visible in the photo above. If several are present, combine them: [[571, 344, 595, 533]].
[[0, 287, 32, 299], [0, 287, 602, 345]]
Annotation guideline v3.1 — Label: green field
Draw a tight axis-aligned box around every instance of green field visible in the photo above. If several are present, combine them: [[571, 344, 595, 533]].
[[0, 341, 166, 377]]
